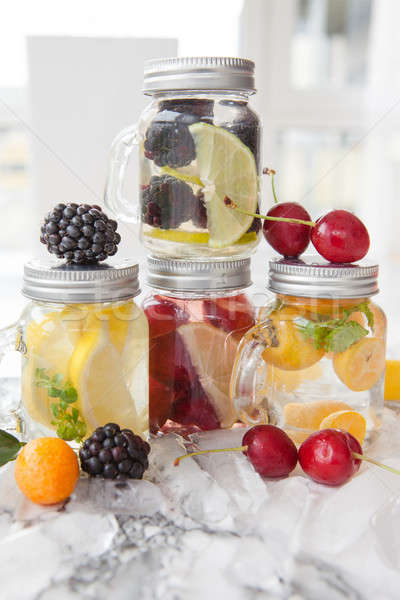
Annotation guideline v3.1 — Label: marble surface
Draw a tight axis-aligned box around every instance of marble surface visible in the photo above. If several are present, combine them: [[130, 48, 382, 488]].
[[1, 381, 400, 599]]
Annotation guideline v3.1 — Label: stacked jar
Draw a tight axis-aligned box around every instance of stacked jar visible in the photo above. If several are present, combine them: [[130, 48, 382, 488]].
[[105, 57, 263, 435]]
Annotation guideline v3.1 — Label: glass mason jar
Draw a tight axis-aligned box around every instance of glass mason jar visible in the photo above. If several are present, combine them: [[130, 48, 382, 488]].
[[0, 259, 149, 441], [105, 57, 262, 259], [231, 258, 386, 445], [142, 256, 256, 434]]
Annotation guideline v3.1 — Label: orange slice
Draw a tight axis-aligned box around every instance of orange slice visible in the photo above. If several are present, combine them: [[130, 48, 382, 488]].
[[384, 360, 400, 401], [284, 400, 352, 430], [261, 306, 324, 371], [333, 337, 385, 392], [319, 409, 367, 444], [177, 322, 239, 428]]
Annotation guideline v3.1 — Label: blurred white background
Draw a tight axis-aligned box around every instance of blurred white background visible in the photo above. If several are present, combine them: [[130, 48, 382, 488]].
[[1, 0, 400, 376]]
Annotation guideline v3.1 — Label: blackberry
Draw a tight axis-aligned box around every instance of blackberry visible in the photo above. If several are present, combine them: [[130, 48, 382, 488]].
[[143, 110, 196, 168], [192, 192, 208, 229], [40, 203, 121, 265], [141, 175, 195, 230], [80, 423, 150, 480]]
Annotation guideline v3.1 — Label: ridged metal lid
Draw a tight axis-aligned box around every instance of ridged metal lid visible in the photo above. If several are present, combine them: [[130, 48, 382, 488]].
[[146, 256, 251, 292], [23, 258, 140, 304], [268, 256, 379, 299], [143, 57, 256, 94]]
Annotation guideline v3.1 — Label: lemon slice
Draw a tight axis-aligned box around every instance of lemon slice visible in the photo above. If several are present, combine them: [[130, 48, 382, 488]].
[[23, 310, 81, 429], [319, 410, 367, 444], [177, 322, 239, 427], [333, 337, 385, 392], [189, 123, 258, 248], [144, 228, 257, 245], [69, 319, 143, 434], [284, 401, 352, 431]]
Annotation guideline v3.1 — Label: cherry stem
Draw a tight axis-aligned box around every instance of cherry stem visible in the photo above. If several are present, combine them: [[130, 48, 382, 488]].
[[262, 168, 278, 204], [174, 445, 248, 467], [224, 197, 316, 228], [353, 452, 400, 476]]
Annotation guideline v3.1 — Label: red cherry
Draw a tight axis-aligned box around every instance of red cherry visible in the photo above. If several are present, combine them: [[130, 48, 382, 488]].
[[203, 294, 255, 335], [170, 370, 220, 431], [263, 202, 312, 257], [242, 425, 298, 478], [311, 210, 370, 263], [298, 429, 359, 486], [144, 295, 189, 338], [343, 431, 362, 474]]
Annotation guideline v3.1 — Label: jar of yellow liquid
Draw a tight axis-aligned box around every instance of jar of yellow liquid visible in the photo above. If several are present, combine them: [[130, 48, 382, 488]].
[[231, 257, 386, 445], [0, 258, 148, 441]]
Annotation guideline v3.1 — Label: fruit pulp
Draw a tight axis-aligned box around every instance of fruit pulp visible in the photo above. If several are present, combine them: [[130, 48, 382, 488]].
[[251, 296, 386, 444], [20, 300, 149, 439], [140, 96, 261, 258], [143, 291, 255, 435]]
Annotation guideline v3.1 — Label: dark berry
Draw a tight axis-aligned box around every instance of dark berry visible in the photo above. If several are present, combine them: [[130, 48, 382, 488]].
[[141, 175, 196, 230], [40, 203, 121, 265], [144, 112, 196, 168], [80, 424, 150, 480]]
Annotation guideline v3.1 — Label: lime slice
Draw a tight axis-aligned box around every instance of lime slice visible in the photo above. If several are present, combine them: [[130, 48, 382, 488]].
[[189, 123, 258, 248], [144, 228, 257, 245]]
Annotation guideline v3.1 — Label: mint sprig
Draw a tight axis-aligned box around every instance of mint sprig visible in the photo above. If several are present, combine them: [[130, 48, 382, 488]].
[[295, 302, 375, 353], [0, 430, 25, 466], [35, 368, 86, 442]]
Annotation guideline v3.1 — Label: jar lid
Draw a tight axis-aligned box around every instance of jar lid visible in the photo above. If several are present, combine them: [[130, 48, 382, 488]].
[[143, 57, 256, 94], [268, 256, 379, 299], [22, 258, 140, 304], [146, 256, 252, 292]]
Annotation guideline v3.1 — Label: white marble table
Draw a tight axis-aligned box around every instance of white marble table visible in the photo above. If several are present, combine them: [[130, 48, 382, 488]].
[[1, 379, 400, 600]]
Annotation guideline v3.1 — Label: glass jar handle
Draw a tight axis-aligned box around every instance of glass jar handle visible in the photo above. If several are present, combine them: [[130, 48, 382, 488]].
[[104, 124, 140, 223], [230, 322, 272, 426], [0, 322, 19, 364]]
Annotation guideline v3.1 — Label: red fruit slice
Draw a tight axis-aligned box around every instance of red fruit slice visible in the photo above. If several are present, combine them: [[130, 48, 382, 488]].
[[149, 377, 174, 432], [177, 322, 239, 428], [203, 294, 255, 335], [144, 295, 189, 339], [170, 387, 220, 431]]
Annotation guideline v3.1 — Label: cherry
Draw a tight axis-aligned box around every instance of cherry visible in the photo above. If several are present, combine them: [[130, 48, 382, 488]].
[[174, 424, 298, 478], [203, 294, 255, 335], [311, 210, 370, 263], [263, 202, 312, 257], [298, 429, 358, 486]]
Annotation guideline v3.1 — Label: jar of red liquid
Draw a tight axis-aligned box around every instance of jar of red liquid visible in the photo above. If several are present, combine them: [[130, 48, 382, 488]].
[[142, 256, 255, 434]]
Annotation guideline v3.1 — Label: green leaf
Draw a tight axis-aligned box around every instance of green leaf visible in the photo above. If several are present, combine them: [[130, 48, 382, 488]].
[[76, 421, 87, 440], [71, 407, 79, 423], [0, 430, 24, 466], [51, 403, 60, 418], [51, 373, 64, 386], [60, 400, 67, 411], [48, 387, 62, 398], [325, 321, 369, 353], [61, 386, 78, 404]]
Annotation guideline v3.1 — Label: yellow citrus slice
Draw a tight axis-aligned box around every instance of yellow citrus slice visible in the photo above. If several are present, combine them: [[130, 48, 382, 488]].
[[68, 319, 143, 435], [261, 306, 324, 371], [189, 123, 258, 248], [333, 337, 385, 392], [177, 322, 239, 428], [266, 362, 323, 393], [23, 310, 82, 429], [385, 360, 400, 401], [319, 409, 367, 444], [284, 400, 352, 430], [143, 228, 257, 245]]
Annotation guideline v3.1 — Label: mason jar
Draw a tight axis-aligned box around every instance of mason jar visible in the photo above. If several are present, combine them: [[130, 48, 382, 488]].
[[105, 57, 262, 259], [142, 256, 255, 434], [231, 257, 386, 445], [0, 258, 148, 441]]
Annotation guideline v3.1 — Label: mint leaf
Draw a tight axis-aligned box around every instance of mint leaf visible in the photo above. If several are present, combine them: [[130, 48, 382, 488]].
[[48, 387, 62, 397], [0, 430, 25, 466], [61, 386, 78, 404], [324, 321, 368, 353]]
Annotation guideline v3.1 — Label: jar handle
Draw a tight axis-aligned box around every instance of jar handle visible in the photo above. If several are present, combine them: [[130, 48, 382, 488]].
[[230, 322, 272, 425], [0, 322, 19, 364], [104, 124, 140, 223]]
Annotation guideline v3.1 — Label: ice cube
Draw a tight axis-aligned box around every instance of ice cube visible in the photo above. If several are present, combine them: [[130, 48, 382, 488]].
[[70, 477, 165, 516]]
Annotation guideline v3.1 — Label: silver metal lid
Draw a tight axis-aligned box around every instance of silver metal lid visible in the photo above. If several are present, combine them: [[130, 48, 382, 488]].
[[147, 256, 251, 292], [23, 258, 140, 304], [143, 57, 256, 94], [268, 256, 379, 299]]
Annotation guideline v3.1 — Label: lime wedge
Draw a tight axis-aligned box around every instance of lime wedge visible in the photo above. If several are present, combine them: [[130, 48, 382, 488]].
[[143, 228, 257, 245], [189, 123, 258, 248]]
